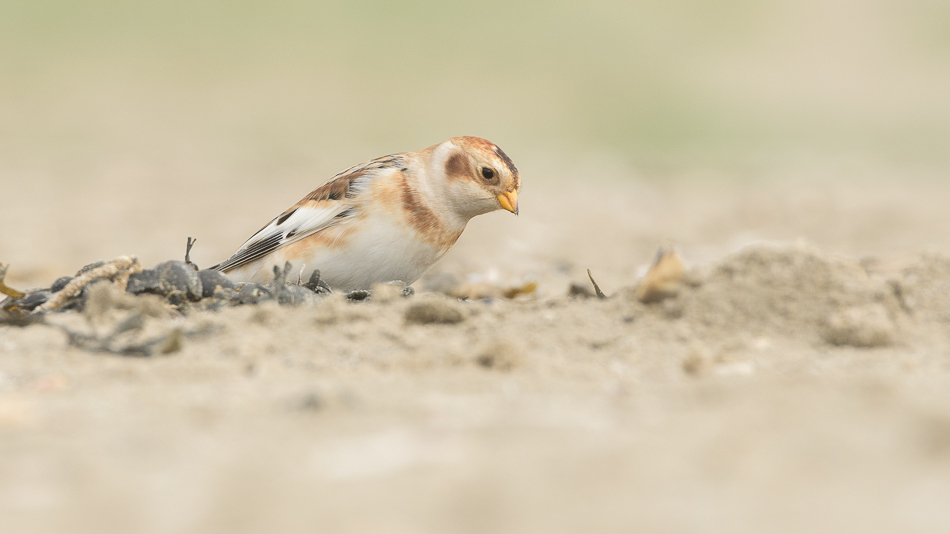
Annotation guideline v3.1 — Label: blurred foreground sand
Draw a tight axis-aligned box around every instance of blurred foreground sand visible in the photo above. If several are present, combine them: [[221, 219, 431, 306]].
[[3, 169, 950, 533]]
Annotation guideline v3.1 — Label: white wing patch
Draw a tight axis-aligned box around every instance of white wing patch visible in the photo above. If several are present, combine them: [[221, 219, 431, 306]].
[[213, 204, 349, 273], [212, 155, 402, 273]]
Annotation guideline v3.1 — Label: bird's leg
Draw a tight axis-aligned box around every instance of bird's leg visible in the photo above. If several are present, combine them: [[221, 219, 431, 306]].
[[272, 262, 293, 287]]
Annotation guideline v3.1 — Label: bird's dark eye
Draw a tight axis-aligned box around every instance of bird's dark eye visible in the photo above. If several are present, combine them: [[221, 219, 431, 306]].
[[481, 167, 495, 180]]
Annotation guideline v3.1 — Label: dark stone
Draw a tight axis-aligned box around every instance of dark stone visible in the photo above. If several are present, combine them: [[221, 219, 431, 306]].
[[213, 286, 238, 300], [51, 276, 74, 293], [200, 286, 238, 311], [346, 290, 371, 302], [304, 270, 331, 295], [198, 270, 235, 299], [127, 269, 161, 295], [10, 291, 52, 312], [165, 290, 187, 307], [154, 261, 203, 301], [275, 285, 317, 306], [233, 283, 273, 305]]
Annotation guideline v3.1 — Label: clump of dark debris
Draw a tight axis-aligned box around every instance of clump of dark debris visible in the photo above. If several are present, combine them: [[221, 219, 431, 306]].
[[0, 238, 415, 353], [2, 258, 402, 318]]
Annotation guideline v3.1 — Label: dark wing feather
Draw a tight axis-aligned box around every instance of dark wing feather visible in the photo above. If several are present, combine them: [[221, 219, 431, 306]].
[[211, 233, 283, 272], [211, 154, 405, 273]]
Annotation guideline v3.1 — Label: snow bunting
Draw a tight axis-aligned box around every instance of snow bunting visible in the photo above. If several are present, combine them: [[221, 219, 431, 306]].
[[212, 136, 520, 290]]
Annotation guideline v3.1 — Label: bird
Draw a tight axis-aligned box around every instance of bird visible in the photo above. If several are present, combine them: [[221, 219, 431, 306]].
[[211, 136, 520, 290]]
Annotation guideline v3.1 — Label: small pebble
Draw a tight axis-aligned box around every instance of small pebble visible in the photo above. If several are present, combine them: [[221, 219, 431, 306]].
[[166, 290, 187, 307], [304, 270, 331, 295], [405, 300, 465, 325], [346, 290, 371, 302], [636, 247, 685, 303], [155, 261, 202, 301], [198, 270, 234, 299], [233, 283, 273, 305], [127, 270, 161, 295], [275, 285, 317, 306], [51, 276, 74, 293], [200, 286, 238, 311]]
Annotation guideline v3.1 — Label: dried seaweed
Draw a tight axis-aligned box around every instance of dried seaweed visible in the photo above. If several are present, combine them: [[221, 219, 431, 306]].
[[0, 263, 25, 300], [35, 256, 143, 314]]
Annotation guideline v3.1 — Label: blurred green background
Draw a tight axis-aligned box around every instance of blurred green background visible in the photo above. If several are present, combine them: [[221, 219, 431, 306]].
[[1, 0, 948, 180]]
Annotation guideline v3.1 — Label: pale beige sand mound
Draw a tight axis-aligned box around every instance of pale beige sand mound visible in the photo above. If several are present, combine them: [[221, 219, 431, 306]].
[[3, 241, 950, 533], [680, 243, 902, 344]]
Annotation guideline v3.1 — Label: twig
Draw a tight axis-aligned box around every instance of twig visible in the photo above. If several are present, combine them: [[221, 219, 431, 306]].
[[272, 262, 293, 287], [587, 269, 607, 299], [184, 237, 196, 265]]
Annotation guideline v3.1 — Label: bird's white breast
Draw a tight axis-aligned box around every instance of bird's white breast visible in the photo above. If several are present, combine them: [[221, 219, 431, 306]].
[[230, 210, 451, 290]]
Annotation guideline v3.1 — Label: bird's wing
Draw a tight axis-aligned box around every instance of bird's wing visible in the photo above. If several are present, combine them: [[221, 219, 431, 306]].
[[212, 154, 405, 273]]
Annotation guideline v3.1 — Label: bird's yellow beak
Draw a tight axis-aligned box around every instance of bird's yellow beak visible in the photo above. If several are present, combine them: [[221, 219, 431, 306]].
[[497, 190, 519, 215]]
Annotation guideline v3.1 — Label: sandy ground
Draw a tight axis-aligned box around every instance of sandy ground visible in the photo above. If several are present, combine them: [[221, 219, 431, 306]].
[[3, 2, 950, 532], [4, 164, 950, 533]]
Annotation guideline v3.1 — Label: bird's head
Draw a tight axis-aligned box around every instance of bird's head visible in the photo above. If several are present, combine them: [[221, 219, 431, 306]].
[[433, 136, 520, 220]]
